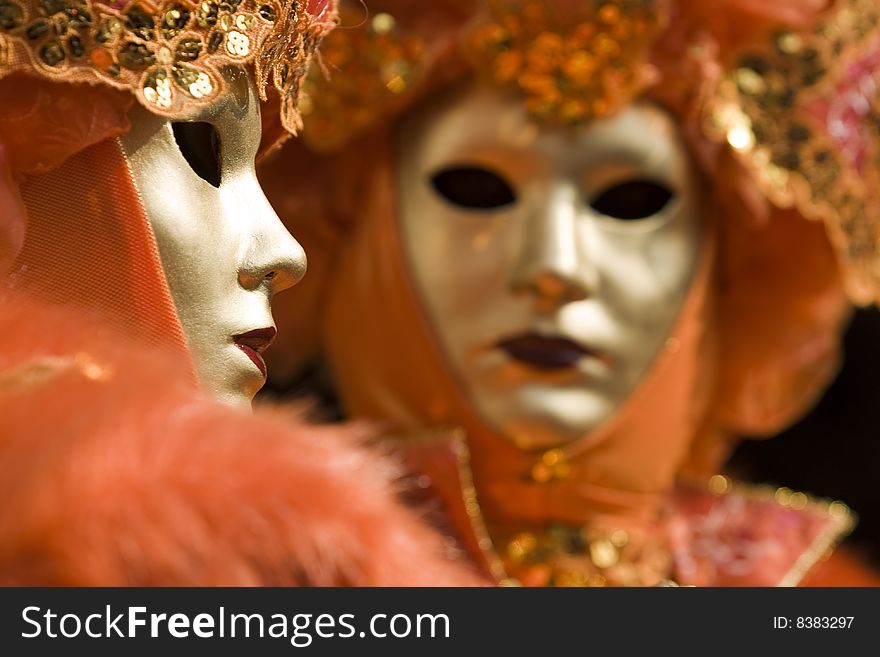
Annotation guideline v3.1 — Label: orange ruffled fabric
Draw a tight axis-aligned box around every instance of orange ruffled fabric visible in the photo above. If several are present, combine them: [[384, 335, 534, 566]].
[[0, 142, 25, 275], [0, 76, 131, 274], [0, 74, 189, 359]]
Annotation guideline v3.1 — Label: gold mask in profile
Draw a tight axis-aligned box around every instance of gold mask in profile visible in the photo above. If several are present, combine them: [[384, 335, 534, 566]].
[[120, 67, 306, 407]]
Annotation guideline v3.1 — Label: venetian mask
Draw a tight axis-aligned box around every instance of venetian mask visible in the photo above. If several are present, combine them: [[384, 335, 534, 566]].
[[120, 67, 307, 408], [395, 85, 703, 448]]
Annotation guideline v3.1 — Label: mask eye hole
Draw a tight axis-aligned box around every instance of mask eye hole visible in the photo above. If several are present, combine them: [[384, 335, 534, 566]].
[[430, 165, 517, 210], [590, 179, 674, 220], [172, 121, 221, 188]]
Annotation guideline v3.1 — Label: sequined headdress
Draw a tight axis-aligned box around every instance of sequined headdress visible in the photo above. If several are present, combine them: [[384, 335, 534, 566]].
[[297, 0, 880, 303], [301, 0, 669, 149], [0, 0, 338, 132], [707, 0, 880, 304]]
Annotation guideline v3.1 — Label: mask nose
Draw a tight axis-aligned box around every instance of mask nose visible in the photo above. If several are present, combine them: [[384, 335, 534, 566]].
[[509, 181, 595, 311], [237, 194, 307, 296]]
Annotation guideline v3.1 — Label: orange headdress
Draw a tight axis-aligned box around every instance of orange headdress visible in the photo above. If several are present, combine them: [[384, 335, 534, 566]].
[[260, 0, 877, 584], [0, 0, 338, 356]]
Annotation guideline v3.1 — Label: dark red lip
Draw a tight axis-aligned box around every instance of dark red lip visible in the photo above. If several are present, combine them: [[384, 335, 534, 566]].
[[233, 327, 276, 378], [497, 333, 599, 371]]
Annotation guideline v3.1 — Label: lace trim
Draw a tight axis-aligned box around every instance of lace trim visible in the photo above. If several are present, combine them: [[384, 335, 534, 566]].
[[0, 0, 336, 132]]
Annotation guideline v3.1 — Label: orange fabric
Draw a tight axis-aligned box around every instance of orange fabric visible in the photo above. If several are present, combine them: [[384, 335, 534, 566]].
[[8, 138, 189, 357], [0, 294, 484, 586], [802, 550, 880, 587], [406, 435, 860, 586], [0, 74, 187, 355], [1, 0, 339, 136], [0, 142, 25, 275], [0, 75, 132, 274], [0, 75, 132, 175]]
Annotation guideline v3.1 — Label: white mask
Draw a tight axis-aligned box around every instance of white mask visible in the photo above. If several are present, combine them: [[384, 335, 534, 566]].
[[395, 85, 703, 448], [120, 67, 307, 408]]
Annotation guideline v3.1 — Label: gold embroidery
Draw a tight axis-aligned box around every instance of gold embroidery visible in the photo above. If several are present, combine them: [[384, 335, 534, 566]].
[[494, 521, 674, 587], [447, 428, 509, 582], [396, 427, 854, 587], [706, 0, 880, 304], [0, 0, 334, 131], [300, 0, 666, 150], [448, 430, 671, 587], [468, 0, 666, 125], [299, 0, 424, 151], [687, 477, 856, 587], [528, 447, 570, 483]]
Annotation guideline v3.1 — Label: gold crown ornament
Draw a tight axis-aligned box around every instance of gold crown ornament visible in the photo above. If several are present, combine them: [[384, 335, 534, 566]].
[[468, 0, 667, 125], [299, 0, 668, 150]]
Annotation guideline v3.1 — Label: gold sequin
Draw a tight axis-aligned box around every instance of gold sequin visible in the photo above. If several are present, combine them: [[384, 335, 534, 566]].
[[530, 448, 571, 482], [468, 0, 667, 125], [610, 529, 629, 548], [775, 487, 794, 506], [705, 0, 880, 303], [156, 45, 173, 64], [300, 0, 666, 150], [371, 12, 394, 35], [589, 538, 619, 569], [789, 491, 809, 511], [708, 474, 731, 495], [506, 532, 537, 561], [225, 29, 250, 56], [494, 522, 671, 587], [0, 0, 332, 128]]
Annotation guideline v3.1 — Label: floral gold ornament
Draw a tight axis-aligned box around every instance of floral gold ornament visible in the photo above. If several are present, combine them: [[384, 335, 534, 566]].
[[298, 0, 425, 151], [468, 0, 667, 124], [495, 523, 671, 587], [479, 479, 854, 587], [300, 0, 667, 150], [706, 0, 880, 304], [0, 0, 336, 131]]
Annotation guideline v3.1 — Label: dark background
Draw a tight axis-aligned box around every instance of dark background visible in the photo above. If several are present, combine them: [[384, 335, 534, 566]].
[[730, 307, 880, 567]]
